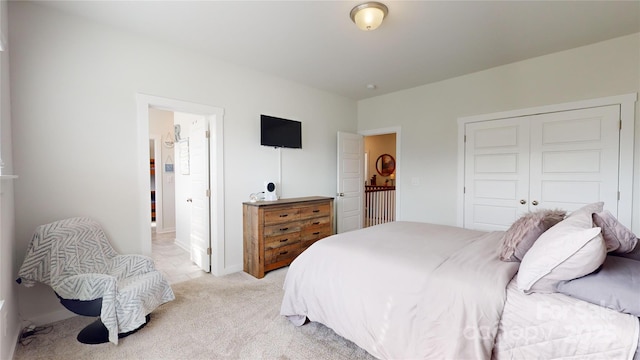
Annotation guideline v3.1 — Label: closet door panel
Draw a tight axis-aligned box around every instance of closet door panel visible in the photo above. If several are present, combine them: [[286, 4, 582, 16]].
[[464, 119, 530, 231], [529, 105, 620, 214]]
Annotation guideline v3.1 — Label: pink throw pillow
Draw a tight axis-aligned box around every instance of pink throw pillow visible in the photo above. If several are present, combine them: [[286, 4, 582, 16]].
[[500, 209, 566, 262]]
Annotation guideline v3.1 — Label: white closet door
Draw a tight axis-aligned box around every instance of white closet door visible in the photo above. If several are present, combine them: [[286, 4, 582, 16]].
[[529, 105, 620, 215], [464, 118, 530, 231]]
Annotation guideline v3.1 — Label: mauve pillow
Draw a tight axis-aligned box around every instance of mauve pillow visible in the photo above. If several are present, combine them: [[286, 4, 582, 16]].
[[556, 255, 640, 317], [592, 210, 638, 253], [615, 244, 640, 261], [500, 209, 566, 262]]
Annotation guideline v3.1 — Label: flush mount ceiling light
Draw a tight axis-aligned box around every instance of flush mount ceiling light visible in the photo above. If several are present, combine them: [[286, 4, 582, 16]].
[[350, 2, 388, 31]]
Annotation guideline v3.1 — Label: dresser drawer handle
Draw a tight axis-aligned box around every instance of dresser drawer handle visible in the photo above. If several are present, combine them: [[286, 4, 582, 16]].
[[279, 214, 288, 218], [313, 232, 320, 235], [279, 239, 288, 243], [279, 251, 288, 255], [280, 227, 289, 231], [312, 210, 320, 213], [312, 222, 320, 225]]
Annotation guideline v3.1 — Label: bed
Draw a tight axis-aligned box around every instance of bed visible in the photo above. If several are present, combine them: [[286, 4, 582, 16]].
[[280, 202, 640, 359]]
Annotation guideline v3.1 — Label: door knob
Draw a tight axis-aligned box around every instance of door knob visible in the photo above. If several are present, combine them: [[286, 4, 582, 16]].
[[337, 193, 345, 197], [186, 198, 193, 203], [519, 199, 526, 205], [532, 200, 539, 206]]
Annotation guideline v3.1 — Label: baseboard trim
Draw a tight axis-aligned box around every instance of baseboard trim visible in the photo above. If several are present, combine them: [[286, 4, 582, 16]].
[[155, 227, 176, 234], [174, 238, 189, 252], [221, 264, 243, 276], [28, 308, 75, 327], [7, 323, 20, 360]]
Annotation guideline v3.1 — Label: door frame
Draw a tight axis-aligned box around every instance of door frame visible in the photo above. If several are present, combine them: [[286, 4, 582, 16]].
[[456, 93, 637, 230], [359, 126, 402, 221], [136, 94, 226, 276]]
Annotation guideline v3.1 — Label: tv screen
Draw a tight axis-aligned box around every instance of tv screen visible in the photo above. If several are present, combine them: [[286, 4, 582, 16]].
[[260, 115, 302, 149]]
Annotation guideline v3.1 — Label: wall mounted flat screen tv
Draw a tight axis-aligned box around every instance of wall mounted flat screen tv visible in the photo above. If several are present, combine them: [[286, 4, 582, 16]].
[[260, 115, 302, 149]]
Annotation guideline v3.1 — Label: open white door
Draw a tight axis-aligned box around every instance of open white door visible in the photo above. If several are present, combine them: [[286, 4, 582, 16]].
[[337, 132, 364, 233], [190, 117, 211, 272]]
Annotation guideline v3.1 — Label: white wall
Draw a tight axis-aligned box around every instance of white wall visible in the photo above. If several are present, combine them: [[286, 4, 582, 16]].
[[9, 2, 356, 324], [358, 33, 640, 229], [0, 0, 19, 356]]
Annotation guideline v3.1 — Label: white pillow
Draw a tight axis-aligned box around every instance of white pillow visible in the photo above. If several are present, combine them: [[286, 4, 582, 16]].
[[517, 202, 606, 293]]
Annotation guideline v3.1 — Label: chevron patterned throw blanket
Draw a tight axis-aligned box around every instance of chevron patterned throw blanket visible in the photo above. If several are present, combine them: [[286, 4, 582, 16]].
[[18, 217, 175, 344]]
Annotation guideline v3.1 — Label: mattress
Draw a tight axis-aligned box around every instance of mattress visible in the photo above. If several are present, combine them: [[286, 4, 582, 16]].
[[493, 276, 639, 359]]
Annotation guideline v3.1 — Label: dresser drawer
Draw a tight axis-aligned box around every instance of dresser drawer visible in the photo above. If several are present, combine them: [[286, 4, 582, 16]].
[[265, 242, 300, 265], [301, 216, 331, 228], [301, 224, 333, 248], [264, 232, 300, 250], [264, 208, 300, 225], [299, 203, 331, 220], [264, 222, 301, 237]]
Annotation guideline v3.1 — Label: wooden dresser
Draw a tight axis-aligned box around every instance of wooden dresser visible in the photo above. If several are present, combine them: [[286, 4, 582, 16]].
[[243, 196, 334, 278]]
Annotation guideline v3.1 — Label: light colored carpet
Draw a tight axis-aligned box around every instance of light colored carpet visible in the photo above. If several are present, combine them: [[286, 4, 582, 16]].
[[13, 268, 375, 360]]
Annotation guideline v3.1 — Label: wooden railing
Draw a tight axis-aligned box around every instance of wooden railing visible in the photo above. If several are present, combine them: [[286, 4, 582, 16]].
[[365, 186, 395, 227]]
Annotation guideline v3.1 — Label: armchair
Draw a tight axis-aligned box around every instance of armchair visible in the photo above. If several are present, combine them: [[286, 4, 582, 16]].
[[17, 217, 175, 344]]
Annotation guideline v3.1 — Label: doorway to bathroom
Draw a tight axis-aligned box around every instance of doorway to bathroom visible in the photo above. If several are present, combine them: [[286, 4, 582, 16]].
[[137, 94, 225, 277]]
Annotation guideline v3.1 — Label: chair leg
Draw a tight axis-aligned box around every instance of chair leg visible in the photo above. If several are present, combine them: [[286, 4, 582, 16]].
[[77, 315, 151, 344], [77, 318, 109, 344]]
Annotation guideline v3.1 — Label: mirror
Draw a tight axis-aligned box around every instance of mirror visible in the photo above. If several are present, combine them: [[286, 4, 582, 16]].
[[375, 154, 395, 177]]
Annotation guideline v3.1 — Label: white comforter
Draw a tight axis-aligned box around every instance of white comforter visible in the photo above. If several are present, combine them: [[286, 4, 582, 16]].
[[280, 221, 519, 359]]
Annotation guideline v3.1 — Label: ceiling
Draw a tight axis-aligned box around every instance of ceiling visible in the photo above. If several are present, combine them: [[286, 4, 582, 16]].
[[31, 0, 640, 100]]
